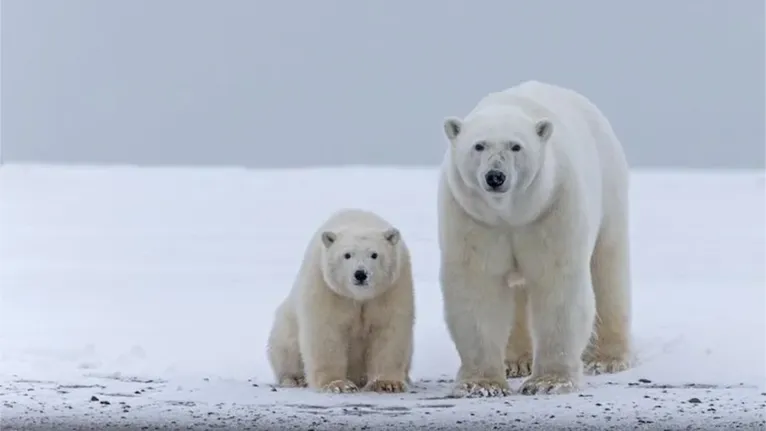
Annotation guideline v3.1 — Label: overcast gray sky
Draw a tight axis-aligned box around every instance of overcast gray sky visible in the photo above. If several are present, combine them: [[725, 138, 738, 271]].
[[2, 0, 764, 169]]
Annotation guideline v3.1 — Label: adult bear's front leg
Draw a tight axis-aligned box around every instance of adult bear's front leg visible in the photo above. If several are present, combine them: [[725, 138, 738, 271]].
[[436, 169, 516, 398], [513, 226, 596, 395], [441, 265, 514, 398]]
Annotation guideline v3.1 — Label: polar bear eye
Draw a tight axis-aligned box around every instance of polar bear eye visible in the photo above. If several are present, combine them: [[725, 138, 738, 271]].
[[511, 143, 522, 152], [343, 253, 352, 259], [473, 142, 485, 152], [370, 252, 378, 259]]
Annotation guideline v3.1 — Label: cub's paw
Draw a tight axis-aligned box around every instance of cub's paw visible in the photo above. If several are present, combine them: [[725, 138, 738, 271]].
[[505, 353, 533, 378], [364, 379, 408, 393], [320, 379, 359, 394], [519, 374, 578, 395], [451, 379, 511, 398], [279, 375, 307, 388]]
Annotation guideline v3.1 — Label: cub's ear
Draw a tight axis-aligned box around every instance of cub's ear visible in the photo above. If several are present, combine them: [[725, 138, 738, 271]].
[[382, 227, 401, 245], [320, 231, 337, 248], [443, 117, 463, 141], [535, 118, 554, 143]]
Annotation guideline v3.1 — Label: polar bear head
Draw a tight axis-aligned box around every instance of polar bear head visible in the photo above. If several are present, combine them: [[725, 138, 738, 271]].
[[443, 107, 553, 200], [319, 226, 403, 300]]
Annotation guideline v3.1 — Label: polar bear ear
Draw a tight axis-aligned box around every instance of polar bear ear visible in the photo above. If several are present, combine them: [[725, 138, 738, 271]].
[[320, 231, 337, 248], [535, 119, 554, 143], [443, 117, 463, 141], [382, 227, 401, 245]]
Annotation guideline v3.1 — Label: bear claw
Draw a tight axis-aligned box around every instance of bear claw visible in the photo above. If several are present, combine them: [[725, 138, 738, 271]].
[[505, 355, 533, 378], [364, 379, 408, 393], [583, 357, 631, 376], [519, 374, 578, 395], [451, 380, 511, 398], [321, 379, 359, 394]]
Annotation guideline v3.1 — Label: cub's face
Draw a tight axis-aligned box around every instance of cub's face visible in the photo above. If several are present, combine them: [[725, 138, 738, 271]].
[[320, 227, 401, 300], [443, 109, 553, 200]]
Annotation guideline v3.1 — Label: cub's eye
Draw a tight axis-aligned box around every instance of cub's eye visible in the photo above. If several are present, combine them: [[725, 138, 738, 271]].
[[473, 143, 485, 152], [370, 252, 378, 259], [343, 253, 352, 259], [511, 143, 522, 152]]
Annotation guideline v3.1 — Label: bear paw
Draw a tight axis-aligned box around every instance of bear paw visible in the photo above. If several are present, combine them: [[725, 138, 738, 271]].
[[279, 376, 307, 388], [451, 379, 511, 398], [583, 356, 631, 376], [364, 379, 408, 393], [505, 353, 533, 378], [320, 379, 359, 394], [519, 374, 578, 395]]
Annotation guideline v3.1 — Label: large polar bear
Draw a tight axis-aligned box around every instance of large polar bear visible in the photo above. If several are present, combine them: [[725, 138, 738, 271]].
[[267, 209, 415, 394], [438, 80, 632, 397]]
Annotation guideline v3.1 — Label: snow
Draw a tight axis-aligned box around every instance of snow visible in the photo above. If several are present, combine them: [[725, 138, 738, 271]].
[[0, 164, 764, 430]]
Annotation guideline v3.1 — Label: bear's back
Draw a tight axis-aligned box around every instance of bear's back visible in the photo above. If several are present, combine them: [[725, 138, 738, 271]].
[[470, 80, 590, 124]]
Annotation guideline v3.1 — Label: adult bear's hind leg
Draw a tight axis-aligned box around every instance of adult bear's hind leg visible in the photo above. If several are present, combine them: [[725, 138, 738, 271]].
[[582, 217, 633, 375], [505, 286, 533, 378]]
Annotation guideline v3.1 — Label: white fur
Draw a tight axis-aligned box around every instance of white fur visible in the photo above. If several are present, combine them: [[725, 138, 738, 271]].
[[267, 209, 415, 394], [438, 80, 632, 397]]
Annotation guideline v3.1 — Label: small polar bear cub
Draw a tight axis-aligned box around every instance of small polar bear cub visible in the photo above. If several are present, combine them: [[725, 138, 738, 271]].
[[267, 209, 415, 394]]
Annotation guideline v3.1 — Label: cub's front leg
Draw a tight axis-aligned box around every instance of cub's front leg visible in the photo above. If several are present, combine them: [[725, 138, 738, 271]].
[[363, 284, 415, 394], [298, 294, 358, 393], [266, 300, 307, 387]]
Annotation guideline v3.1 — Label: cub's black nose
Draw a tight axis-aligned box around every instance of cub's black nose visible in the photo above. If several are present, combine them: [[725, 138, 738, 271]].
[[485, 170, 507, 189], [353, 269, 368, 283]]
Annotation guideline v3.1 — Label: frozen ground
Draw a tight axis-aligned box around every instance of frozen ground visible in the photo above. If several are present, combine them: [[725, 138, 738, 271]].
[[0, 164, 764, 431]]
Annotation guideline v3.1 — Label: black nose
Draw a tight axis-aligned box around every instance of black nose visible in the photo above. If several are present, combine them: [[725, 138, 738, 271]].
[[353, 269, 368, 283], [485, 170, 506, 189]]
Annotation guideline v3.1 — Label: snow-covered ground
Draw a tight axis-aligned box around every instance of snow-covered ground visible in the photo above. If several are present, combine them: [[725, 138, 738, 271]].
[[0, 164, 764, 430]]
